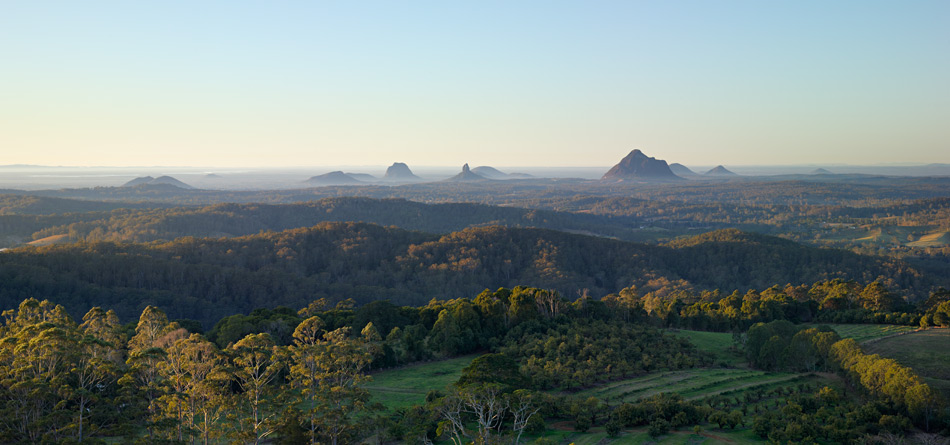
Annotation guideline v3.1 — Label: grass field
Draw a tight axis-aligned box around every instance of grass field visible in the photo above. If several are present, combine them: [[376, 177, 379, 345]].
[[907, 230, 950, 247], [27, 234, 69, 246], [816, 224, 950, 248], [366, 355, 475, 412], [816, 323, 918, 343], [671, 330, 744, 367], [864, 328, 950, 398]]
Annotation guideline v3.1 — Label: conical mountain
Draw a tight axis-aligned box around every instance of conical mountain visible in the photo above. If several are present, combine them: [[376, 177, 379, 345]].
[[382, 162, 421, 181], [601, 150, 682, 181], [445, 163, 489, 182], [123, 176, 155, 187], [669, 163, 698, 176], [810, 168, 833, 175], [705, 165, 737, 176], [151, 176, 195, 188]]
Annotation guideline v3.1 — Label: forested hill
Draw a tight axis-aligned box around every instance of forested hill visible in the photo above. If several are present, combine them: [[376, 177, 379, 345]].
[[0, 223, 932, 327], [24, 197, 638, 244]]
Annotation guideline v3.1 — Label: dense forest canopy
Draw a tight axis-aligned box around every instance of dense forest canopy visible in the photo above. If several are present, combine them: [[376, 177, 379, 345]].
[[0, 222, 937, 328]]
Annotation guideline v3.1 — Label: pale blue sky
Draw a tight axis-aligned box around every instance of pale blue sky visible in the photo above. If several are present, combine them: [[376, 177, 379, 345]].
[[1, 1, 947, 167]]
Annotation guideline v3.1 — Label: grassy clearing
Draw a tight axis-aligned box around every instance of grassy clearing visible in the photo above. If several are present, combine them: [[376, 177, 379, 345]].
[[816, 323, 918, 343], [864, 328, 950, 398], [27, 234, 69, 246], [817, 224, 950, 248], [671, 330, 743, 367], [366, 355, 475, 412], [907, 230, 950, 247], [573, 368, 804, 404]]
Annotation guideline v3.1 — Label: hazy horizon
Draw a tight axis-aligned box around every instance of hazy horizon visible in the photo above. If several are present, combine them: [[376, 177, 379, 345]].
[[3, 1, 948, 168]]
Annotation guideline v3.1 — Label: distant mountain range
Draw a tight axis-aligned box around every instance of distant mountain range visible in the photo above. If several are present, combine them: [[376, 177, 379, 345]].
[[472, 166, 533, 180], [445, 164, 490, 182]]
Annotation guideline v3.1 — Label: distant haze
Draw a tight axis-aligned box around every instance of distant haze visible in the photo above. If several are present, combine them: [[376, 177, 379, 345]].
[[1, 1, 948, 167]]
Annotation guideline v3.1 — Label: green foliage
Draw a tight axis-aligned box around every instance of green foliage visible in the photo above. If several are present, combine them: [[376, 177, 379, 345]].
[[501, 319, 702, 390], [456, 353, 525, 390], [0, 218, 933, 329]]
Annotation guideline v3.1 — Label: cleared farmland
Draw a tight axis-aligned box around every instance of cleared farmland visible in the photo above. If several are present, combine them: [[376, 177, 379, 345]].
[[864, 328, 950, 398], [816, 323, 918, 343], [573, 368, 805, 403]]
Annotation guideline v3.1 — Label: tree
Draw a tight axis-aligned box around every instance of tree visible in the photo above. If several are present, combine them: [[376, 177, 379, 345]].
[[72, 307, 124, 442], [509, 389, 541, 445], [287, 316, 326, 443], [906, 384, 942, 431], [229, 333, 284, 444], [0, 304, 76, 442], [121, 306, 176, 439], [288, 318, 372, 445], [859, 281, 899, 312], [158, 333, 228, 444], [457, 353, 524, 390]]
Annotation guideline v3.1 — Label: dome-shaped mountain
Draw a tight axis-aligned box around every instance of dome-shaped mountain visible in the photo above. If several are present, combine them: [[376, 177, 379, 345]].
[[122, 175, 194, 189], [382, 162, 421, 181], [305, 171, 364, 186], [601, 150, 682, 181], [810, 168, 833, 175], [471, 166, 508, 179], [669, 163, 698, 176], [705, 165, 737, 176], [445, 164, 489, 182]]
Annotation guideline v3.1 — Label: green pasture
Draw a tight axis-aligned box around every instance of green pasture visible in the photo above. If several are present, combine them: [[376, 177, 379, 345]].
[[864, 328, 950, 398], [816, 323, 918, 343], [670, 329, 743, 366], [366, 355, 475, 412], [814, 224, 950, 248]]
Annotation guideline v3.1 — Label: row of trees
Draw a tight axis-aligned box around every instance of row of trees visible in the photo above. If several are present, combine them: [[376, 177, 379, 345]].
[[201, 282, 947, 374], [745, 320, 946, 431], [0, 298, 375, 444]]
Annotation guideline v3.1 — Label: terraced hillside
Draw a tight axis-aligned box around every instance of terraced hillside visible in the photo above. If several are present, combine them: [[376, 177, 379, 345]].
[[572, 368, 806, 403], [818, 323, 919, 343]]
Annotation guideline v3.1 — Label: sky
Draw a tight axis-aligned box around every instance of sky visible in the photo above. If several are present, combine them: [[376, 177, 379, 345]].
[[1, 1, 948, 168]]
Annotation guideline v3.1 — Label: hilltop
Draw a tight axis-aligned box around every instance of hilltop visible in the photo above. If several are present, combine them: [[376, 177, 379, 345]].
[[669, 163, 698, 176], [382, 162, 421, 182], [304, 171, 364, 186], [122, 175, 194, 189], [601, 150, 682, 181], [705, 165, 737, 176]]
